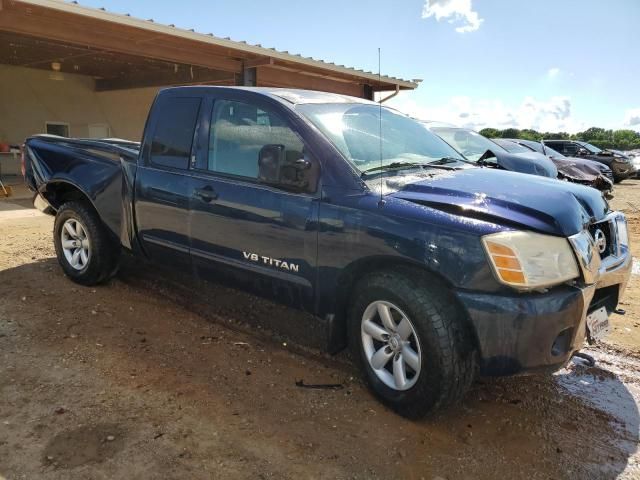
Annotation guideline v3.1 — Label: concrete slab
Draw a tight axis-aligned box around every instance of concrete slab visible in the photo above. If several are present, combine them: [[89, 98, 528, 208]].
[[0, 200, 43, 221]]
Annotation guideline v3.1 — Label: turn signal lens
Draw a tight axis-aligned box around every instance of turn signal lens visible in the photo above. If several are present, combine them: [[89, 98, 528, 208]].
[[484, 240, 526, 285], [20, 145, 26, 178], [486, 242, 515, 256], [497, 268, 526, 284], [493, 255, 521, 269]]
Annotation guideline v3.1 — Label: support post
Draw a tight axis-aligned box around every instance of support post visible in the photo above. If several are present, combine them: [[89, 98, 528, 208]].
[[242, 65, 257, 86]]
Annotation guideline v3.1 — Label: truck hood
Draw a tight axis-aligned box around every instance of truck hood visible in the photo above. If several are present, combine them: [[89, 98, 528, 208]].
[[380, 168, 608, 237], [552, 157, 600, 179]]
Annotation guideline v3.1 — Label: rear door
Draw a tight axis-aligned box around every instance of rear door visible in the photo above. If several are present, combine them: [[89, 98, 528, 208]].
[[189, 92, 320, 312], [134, 94, 201, 268]]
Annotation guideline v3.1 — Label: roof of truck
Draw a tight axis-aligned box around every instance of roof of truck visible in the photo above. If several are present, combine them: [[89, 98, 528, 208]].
[[160, 86, 378, 105]]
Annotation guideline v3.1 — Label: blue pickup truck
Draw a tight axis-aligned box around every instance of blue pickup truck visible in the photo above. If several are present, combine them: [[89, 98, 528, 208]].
[[23, 87, 632, 418]]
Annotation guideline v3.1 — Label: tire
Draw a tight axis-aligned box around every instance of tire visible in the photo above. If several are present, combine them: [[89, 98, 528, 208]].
[[53, 201, 120, 286], [348, 268, 477, 418]]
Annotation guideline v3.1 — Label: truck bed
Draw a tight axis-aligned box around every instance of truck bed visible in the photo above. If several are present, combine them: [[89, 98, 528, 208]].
[[23, 135, 140, 250]]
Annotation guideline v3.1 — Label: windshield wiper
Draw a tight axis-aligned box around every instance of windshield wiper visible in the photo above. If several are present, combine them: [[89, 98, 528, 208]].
[[361, 162, 425, 176], [427, 156, 473, 166]]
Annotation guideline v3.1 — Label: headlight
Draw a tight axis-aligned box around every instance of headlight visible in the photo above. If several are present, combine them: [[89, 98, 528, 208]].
[[615, 214, 629, 248], [483, 231, 580, 290]]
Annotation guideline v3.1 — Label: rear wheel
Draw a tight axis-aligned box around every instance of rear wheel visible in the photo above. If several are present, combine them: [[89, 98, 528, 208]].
[[349, 269, 477, 418], [53, 201, 120, 285]]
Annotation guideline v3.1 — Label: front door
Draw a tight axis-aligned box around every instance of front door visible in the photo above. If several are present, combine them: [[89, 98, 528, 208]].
[[189, 93, 320, 312]]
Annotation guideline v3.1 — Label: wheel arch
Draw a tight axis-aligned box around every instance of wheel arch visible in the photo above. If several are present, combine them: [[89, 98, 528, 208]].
[[43, 180, 121, 247], [41, 180, 97, 213], [328, 256, 480, 355]]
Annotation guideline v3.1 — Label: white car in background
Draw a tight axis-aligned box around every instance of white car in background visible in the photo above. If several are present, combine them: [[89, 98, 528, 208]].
[[630, 152, 640, 178]]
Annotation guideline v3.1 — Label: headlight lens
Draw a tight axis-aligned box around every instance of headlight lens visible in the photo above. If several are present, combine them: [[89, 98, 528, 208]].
[[616, 214, 629, 248], [483, 231, 580, 290]]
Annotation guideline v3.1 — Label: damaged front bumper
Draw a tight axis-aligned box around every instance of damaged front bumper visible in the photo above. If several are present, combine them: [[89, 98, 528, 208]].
[[456, 211, 631, 376], [610, 160, 636, 180]]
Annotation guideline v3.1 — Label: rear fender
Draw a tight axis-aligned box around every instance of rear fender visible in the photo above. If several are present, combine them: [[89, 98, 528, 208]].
[[40, 180, 120, 245], [25, 136, 138, 251]]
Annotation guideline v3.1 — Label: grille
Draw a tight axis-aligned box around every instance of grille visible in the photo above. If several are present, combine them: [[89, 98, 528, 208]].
[[588, 220, 616, 259]]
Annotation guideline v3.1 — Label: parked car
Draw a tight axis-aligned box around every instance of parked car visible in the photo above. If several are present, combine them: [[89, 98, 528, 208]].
[[610, 149, 640, 178], [23, 87, 631, 418], [542, 140, 636, 183], [492, 138, 614, 195], [500, 138, 615, 182], [424, 124, 558, 179]]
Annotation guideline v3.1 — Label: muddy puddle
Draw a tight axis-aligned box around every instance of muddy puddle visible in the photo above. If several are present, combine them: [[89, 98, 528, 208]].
[[555, 345, 640, 476]]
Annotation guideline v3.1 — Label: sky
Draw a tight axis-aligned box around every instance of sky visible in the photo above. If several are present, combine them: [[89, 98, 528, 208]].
[[78, 0, 640, 133]]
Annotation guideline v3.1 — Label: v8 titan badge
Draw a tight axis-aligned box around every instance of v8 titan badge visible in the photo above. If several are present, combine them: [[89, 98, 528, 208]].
[[586, 306, 610, 341]]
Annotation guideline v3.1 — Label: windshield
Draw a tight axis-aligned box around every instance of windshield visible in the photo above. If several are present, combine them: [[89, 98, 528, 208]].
[[514, 140, 566, 158], [493, 139, 531, 154], [578, 141, 602, 154], [431, 127, 506, 161], [296, 103, 465, 173]]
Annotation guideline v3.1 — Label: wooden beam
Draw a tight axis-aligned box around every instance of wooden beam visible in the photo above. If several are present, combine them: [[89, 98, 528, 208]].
[[243, 57, 274, 69], [270, 59, 415, 92], [0, 2, 243, 73], [95, 68, 237, 91], [256, 66, 364, 98]]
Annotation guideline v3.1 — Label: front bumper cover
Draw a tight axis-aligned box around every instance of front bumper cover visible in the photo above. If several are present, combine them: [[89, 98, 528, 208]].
[[456, 285, 595, 375], [610, 160, 636, 179], [457, 212, 631, 376]]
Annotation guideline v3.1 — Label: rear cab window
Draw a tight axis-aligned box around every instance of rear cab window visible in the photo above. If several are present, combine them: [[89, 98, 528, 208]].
[[149, 96, 201, 170]]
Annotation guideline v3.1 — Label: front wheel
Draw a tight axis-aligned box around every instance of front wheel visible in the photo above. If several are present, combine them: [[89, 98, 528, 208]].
[[349, 269, 477, 418], [53, 201, 120, 286]]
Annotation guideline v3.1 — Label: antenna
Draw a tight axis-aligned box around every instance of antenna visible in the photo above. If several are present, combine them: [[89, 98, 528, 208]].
[[378, 47, 383, 205]]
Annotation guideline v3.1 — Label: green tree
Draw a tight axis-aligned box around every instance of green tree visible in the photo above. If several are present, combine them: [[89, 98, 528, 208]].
[[476, 127, 639, 150], [479, 128, 500, 138]]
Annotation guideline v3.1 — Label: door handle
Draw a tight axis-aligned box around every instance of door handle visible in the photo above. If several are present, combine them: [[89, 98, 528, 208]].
[[194, 186, 218, 202]]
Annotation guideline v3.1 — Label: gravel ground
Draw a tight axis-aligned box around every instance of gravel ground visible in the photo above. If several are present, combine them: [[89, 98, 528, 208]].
[[1, 180, 639, 480]]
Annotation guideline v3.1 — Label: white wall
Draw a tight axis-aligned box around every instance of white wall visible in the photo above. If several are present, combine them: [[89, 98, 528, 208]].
[[0, 64, 160, 145]]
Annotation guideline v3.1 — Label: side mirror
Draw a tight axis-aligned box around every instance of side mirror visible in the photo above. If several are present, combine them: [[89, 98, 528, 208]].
[[258, 145, 318, 193], [478, 149, 497, 162], [578, 148, 589, 156]]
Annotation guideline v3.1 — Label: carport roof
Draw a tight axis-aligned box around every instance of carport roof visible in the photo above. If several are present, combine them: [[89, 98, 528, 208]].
[[0, 0, 421, 93]]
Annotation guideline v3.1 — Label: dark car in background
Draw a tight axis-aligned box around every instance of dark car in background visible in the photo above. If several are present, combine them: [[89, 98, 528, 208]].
[[424, 124, 558, 179], [493, 138, 613, 195], [542, 140, 635, 183]]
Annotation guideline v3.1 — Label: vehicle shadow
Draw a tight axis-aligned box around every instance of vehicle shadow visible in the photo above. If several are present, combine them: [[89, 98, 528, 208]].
[[1, 257, 638, 479], [117, 255, 640, 478], [0, 198, 38, 212], [116, 254, 347, 361]]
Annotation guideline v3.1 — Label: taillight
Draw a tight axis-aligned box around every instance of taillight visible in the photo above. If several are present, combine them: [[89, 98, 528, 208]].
[[20, 145, 26, 178]]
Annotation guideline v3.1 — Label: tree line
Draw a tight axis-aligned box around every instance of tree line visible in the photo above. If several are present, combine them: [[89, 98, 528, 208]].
[[478, 127, 640, 151]]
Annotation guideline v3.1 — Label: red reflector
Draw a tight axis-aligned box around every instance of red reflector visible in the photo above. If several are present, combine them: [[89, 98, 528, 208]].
[[20, 145, 26, 178]]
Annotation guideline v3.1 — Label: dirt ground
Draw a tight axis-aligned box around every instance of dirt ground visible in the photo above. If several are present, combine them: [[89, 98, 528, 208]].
[[1, 178, 639, 480]]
